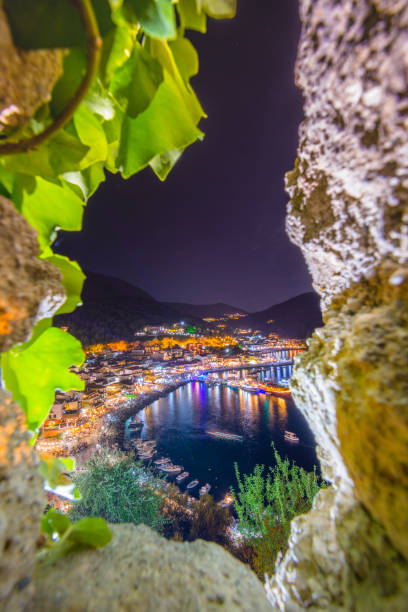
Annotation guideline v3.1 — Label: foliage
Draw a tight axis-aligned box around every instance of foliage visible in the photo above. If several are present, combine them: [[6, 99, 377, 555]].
[[69, 451, 168, 533], [39, 507, 111, 563], [231, 445, 325, 579], [39, 456, 81, 499], [188, 493, 231, 544], [0, 0, 235, 433]]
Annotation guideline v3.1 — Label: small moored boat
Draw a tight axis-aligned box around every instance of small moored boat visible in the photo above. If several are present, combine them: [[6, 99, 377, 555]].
[[187, 479, 199, 489], [160, 464, 183, 474], [176, 471, 189, 482], [284, 430, 299, 443], [199, 483, 211, 496]]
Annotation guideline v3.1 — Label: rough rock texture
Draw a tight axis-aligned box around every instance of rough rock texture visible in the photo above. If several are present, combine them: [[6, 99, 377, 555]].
[[0, 7, 64, 133], [0, 389, 45, 611], [29, 523, 271, 612], [286, 0, 408, 308], [0, 195, 65, 353], [267, 0, 408, 609]]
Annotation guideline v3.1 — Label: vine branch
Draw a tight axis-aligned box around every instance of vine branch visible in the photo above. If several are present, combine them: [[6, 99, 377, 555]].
[[0, 0, 102, 156]]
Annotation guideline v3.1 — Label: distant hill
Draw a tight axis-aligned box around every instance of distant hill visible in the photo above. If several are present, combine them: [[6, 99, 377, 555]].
[[165, 301, 248, 319], [248, 292, 322, 338], [55, 272, 322, 343], [55, 272, 188, 344]]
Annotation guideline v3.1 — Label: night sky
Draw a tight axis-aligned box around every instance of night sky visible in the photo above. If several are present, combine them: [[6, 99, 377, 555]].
[[56, 0, 312, 312]]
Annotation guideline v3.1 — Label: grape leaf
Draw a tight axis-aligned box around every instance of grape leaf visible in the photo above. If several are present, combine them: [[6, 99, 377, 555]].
[[110, 44, 163, 117], [169, 37, 199, 85], [63, 164, 106, 200], [101, 25, 134, 86], [45, 254, 86, 315], [73, 105, 108, 168], [41, 508, 71, 538], [4, 0, 113, 49], [199, 0, 236, 19], [3, 131, 89, 179], [69, 517, 112, 547], [127, 0, 176, 39], [21, 177, 85, 250], [149, 148, 184, 180], [1, 327, 85, 431], [51, 49, 86, 117], [177, 0, 207, 33], [117, 69, 204, 177]]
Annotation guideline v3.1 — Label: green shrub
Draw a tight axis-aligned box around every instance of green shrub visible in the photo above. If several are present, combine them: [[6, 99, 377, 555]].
[[231, 445, 326, 579], [69, 451, 168, 534]]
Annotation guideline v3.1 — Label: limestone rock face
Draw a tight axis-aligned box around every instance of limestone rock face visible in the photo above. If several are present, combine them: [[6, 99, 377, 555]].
[[267, 0, 408, 609], [0, 195, 65, 353], [286, 0, 408, 308], [0, 389, 45, 611], [29, 523, 271, 612], [0, 7, 64, 134]]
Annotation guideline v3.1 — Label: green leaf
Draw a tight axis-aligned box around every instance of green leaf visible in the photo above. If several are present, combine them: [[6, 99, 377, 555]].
[[110, 44, 163, 117], [21, 177, 85, 250], [149, 148, 184, 180], [39, 457, 74, 489], [101, 25, 134, 86], [127, 0, 176, 39], [199, 0, 236, 19], [118, 69, 203, 177], [69, 517, 112, 548], [73, 105, 108, 168], [45, 255, 85, 315], [2, 131, 89, 179], [63, 164, 106, 200], [41, 508, 71, 539], [177, 0, 207, 33], [84, 81, 117, 121], [1, 327, 85, 431], [169, 36, 199, 85], [4, 0, 113, 49], [51, 48, 87, 117]]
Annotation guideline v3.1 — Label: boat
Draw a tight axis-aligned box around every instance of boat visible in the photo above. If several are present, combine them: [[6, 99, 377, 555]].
[[206, 430, 243, 442], [284, 430, 299, 443], [261, 384, 291, 397], [138, 451, 157, 459], [128, 420, 143, 430], [199, 483, 211, 496], [186, 479, 199, 489], [219, 493, 234, 508], [160, 464, 183, 474], [176, 471, 189, 482], [153, 457, 171, 466]]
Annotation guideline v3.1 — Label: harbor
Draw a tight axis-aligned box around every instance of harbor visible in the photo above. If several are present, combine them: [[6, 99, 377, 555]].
[[123, 381, 318, 502]]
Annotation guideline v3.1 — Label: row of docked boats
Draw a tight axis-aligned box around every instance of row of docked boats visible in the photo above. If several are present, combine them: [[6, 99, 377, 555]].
[[132, 438, 211, 494]]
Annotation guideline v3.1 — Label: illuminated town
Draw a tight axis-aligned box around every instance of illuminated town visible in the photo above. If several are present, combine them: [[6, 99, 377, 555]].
[[36, 318, 305, 459]]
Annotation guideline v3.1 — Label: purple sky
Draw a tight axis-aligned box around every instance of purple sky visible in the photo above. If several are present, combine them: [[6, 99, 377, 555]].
[[56, 0, 312, 312]]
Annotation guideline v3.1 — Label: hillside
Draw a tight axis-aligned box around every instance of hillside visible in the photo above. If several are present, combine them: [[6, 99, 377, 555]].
[[55, 272, 322, 343], [248, 292, 322, 338], [164, 301, 248, 319], [55, 272, 188, 344]]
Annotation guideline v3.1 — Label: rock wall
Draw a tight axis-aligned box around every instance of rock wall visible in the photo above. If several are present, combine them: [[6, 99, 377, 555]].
[[267, 0, 408, 609], [29, 523, 271, 612]]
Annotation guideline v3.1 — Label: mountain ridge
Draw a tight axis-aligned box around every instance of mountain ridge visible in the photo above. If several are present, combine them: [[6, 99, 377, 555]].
[[55, 271, 322, 343]]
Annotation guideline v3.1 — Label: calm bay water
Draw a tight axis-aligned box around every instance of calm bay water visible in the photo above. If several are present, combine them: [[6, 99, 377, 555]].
[[126, 382, 318, 501]]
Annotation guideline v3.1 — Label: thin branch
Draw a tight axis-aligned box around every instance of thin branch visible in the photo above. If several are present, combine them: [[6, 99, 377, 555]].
[[0, 0, 102, 156]]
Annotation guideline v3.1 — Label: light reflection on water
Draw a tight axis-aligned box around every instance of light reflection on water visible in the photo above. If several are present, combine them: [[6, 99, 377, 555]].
[[128, 382, 318, 500]]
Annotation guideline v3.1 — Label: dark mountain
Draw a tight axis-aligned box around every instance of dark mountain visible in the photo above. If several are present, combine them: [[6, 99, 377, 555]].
[[81, 271, 155, 302], [55, 272, 322, 344], [164, 302, 247, 319], [55, 272, 188, 344], [248, 292, 322, 338]]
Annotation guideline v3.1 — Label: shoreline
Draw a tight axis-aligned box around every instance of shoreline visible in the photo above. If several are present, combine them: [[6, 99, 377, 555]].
[[73, 380, 189, 466]]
